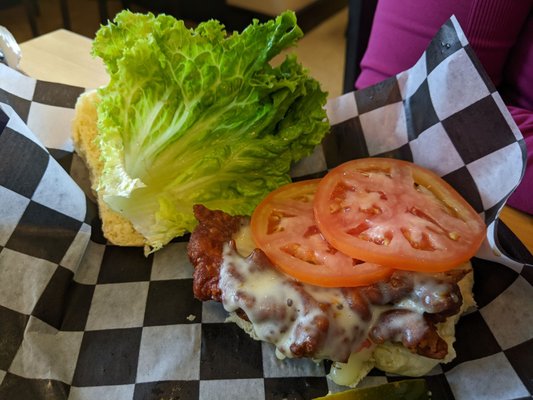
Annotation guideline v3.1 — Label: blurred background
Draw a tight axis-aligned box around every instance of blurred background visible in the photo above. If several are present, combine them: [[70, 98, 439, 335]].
[[0, 0, 351, 97]]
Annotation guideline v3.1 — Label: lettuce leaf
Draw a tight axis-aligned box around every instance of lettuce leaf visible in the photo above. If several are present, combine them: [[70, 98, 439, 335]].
[[92, 10, 329, 252]]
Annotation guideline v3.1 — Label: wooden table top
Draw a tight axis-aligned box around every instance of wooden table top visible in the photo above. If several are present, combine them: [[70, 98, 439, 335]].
[[19, 29, 109, 88], [18, 29, 533, 256]]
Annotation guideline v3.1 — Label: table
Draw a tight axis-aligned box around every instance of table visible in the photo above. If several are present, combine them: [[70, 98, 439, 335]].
[[18, 29, 533, 255], [19, 29, 109, 88]]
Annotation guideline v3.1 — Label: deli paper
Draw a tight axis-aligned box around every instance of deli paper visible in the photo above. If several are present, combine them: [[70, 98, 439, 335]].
[[0, 16, 531, 400]]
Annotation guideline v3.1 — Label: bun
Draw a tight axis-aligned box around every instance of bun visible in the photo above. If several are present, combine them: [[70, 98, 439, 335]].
[[72, 90, 145, 247]]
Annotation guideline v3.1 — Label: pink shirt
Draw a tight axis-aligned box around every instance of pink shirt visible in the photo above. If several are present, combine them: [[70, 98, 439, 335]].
[[355, 0, 533, 214]]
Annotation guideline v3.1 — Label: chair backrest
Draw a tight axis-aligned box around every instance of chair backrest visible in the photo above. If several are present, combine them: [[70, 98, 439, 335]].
[[0, 0, 39, 37], [342, 0, 378, 93]]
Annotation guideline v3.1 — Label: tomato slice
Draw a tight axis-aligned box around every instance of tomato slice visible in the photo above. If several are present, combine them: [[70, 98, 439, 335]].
[[250, 179, 393, 287], [313, 158, 486, 272]]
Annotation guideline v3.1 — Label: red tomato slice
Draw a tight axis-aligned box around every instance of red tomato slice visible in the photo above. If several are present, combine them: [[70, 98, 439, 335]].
[[250, 179, 393, 287], [313, 158, 486, 272]]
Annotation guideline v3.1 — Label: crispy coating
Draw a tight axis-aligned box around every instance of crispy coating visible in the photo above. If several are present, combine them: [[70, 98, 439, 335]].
[[187, 204, 248, 302], [369, 309, 448, 359]]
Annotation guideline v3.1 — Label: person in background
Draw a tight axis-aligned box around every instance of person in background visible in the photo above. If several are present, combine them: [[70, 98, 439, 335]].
[[355, 0, 533, 215]]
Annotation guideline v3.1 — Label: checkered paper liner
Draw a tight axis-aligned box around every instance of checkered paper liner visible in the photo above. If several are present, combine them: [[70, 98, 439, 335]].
[[0, 16, 531, 400]]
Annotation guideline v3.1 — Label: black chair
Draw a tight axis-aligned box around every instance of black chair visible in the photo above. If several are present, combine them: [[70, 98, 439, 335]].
[[59, 0, 71, 30], [97, 0, 179, 24], [97, 0, 348, 33], [342, 0, 378, 93], [0, 0, 39, 36], [0, 0, 71, 37]]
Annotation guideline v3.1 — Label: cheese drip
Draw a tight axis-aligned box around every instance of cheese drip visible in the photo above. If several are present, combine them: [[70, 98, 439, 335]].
[[218, 225, 474, 387], [220, 243, 378, 362]]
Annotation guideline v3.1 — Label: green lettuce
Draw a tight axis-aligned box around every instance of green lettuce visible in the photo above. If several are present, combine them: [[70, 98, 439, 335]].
[[92, 10, 329, 252]]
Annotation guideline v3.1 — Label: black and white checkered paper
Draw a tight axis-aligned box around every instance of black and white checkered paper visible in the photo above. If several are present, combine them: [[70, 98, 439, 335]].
[[0, 16, 531, 400]]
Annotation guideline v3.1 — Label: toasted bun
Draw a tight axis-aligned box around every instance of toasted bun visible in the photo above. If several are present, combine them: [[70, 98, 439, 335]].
[[72, 90, 145, 247]]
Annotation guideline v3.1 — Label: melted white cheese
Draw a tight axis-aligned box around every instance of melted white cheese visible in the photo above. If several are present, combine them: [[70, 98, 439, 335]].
[[332, 268, 475, 387], [218, 226, 473, 386], [219, 243, 377, 361]]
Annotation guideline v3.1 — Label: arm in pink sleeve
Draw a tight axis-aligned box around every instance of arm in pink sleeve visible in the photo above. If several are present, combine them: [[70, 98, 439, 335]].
[[355, 0, 532, 90], [506, 106, 533, 215]]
